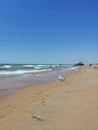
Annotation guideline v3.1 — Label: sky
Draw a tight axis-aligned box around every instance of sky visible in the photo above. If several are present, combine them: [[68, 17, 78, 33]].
[[0, 0, 97, 64]]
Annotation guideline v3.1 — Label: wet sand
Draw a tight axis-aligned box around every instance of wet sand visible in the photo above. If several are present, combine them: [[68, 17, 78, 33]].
[[0, 67, 77, 99], [0, 66, 98, 130]]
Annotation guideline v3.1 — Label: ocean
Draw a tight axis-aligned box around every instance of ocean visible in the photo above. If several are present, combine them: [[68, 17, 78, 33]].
[[0, 64, 75, 79], [0, 64, 78, 99]]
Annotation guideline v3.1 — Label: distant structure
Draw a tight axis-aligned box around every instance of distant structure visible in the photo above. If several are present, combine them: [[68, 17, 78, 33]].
[[58, 75, 65, 81], [74, 61, 84, 66], [89, 64, 92, 67]]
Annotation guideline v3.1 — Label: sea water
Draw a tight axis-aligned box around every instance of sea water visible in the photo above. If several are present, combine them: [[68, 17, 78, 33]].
[[0, 64, 78, 99]]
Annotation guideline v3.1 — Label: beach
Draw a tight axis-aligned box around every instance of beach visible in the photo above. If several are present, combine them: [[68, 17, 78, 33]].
[[0, 66, 98, 130]]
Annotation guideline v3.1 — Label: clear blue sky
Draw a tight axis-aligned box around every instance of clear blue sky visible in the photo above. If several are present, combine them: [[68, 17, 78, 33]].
[[0, 0, 97, 64]]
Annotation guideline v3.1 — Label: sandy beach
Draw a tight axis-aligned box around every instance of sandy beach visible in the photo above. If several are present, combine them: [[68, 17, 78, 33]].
[[0, 66, 98, 130]]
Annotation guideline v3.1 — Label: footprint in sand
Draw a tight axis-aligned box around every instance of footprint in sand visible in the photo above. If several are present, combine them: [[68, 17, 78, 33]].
[[0, 105, 15, 118], [32, 114, 43, 121]]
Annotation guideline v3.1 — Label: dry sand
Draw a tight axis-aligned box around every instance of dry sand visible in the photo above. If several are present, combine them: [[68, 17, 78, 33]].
[[0, 66, 98, 130]]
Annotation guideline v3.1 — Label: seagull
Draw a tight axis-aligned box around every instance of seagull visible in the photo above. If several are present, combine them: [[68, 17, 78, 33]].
[[58, 75, 65, 81], [74, 69, 78, 72]]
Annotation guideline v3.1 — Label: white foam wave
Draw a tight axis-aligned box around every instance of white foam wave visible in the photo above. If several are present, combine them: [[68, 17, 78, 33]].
[[34, 66, 41, 69], [33, 65, 50, 69], [51, 65, 56, 67], [70, 67, 78, 70], [37, 64, 51, 68], [37, 65, 47, 67], [0, 65, 11, 69], [0, 69, 52, 75], [22, 64, 62, 69], [23, 65, 49, 69], [67, 67, 78, 71], [23, 65, 35, 67], [51, 64, 61, 68]]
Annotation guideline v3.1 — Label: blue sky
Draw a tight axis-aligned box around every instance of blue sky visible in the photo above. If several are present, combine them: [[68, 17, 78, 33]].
[[0, 0, 97, 64]]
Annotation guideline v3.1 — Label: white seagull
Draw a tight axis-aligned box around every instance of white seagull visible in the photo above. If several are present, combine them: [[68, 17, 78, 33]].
[[58, 75, 65, 81]]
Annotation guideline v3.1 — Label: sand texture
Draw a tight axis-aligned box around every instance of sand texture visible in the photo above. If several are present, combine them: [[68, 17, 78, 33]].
[[0, 67, 98, 130]]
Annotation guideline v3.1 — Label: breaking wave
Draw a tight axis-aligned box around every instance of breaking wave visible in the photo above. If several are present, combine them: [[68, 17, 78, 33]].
[[0, 69, 52, 75]]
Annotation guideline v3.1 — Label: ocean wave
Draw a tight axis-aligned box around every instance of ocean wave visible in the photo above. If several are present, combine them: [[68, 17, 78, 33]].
[[33, 65, 50, 69], [0, 65, 11, 69], [16, 64, 65, 70], [37, 65, 47, 67], [35, 65, 49, 69], [68, 67, 78, 70], [22, 65, 35, 67], [63, 66, 78, 72], [34, 66, 42, 69], [35, 64, 59, 69], [23, 65, 46, 69], [0, 69, 52, 75], [22, 65, 49, 69]]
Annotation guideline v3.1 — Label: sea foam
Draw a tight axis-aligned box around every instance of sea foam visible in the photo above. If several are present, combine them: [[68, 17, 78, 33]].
[[0, 65, 11, 69], [0, 69, 52, 75]]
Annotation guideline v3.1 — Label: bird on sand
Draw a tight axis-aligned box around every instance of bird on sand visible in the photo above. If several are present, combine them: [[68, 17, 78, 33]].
[[58, 75, 65, 81]]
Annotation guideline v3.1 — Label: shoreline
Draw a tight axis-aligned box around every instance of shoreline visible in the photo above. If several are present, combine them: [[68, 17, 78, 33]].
[[0, 66, 81, 100], [0, 66, 98, 130]]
